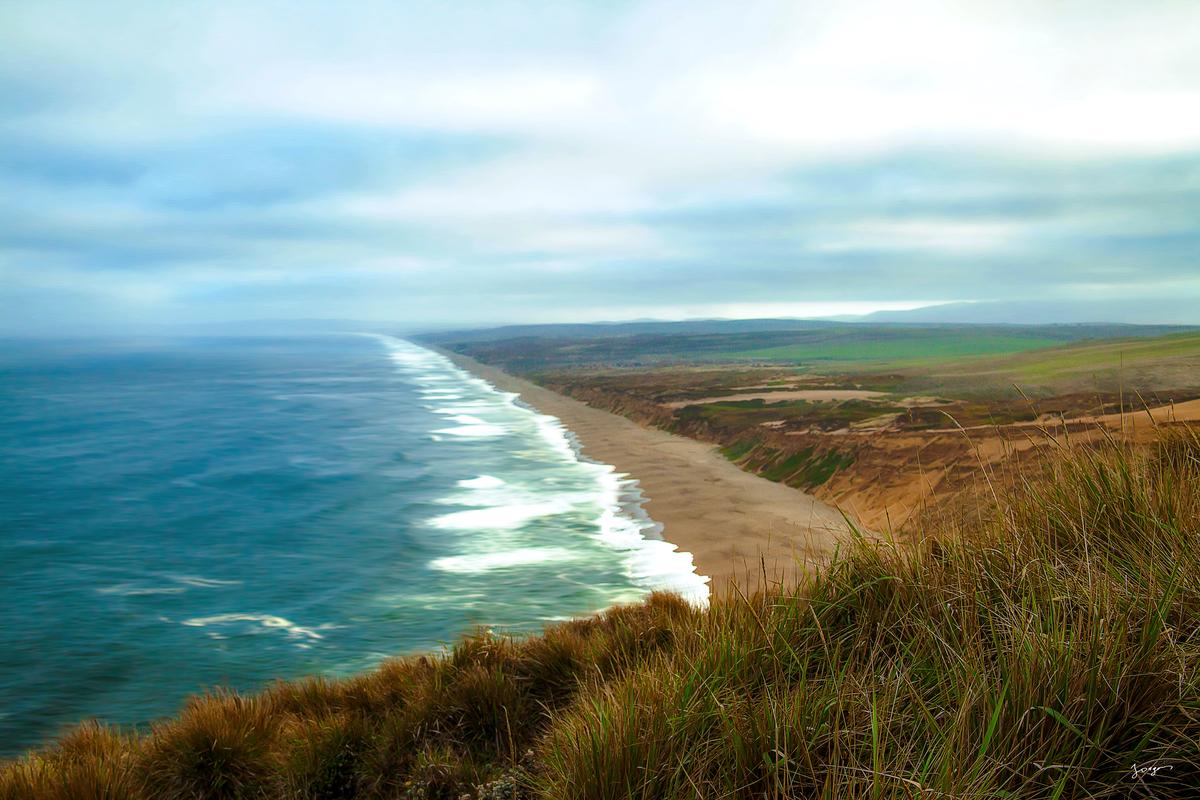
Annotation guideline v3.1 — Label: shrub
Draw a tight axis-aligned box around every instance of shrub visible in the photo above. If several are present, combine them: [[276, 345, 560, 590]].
[[0, 722, 141, 800], [280, 714, 371, 800], [139, 693, 279, 800]]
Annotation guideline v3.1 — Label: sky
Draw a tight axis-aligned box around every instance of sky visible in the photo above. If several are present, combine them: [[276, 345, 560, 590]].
[[2, 0, 1199, 332]]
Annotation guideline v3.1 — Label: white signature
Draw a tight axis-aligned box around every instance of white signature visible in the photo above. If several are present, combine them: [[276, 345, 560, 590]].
[[1131, 762, 1173, 780]]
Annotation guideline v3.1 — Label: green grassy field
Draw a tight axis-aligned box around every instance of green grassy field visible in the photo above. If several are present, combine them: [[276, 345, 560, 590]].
[[723, 330, 1200, 395], [425, 321, 1192, 375], [940, 330, 1200, 381], [888, 331, 1200, 398], [724, 331, 1063, 365]]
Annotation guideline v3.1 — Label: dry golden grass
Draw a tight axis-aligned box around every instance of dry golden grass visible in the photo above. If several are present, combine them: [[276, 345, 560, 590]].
[[4, 426, 1200, 798]]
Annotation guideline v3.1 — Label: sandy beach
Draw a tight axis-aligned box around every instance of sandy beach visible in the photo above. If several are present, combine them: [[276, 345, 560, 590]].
[[445, 352, 858, 594]]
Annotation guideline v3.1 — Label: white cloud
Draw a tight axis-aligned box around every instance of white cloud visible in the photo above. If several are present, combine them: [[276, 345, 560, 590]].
[[170, 0, 1200, 155], [811, 220, 1023, 253], [3, 0, 1199, 328], [537, 300, 955, 324], [208, 0, 1200, 250]]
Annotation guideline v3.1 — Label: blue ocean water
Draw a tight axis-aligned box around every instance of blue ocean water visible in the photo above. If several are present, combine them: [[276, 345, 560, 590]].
[[0, 334, 706, 757]]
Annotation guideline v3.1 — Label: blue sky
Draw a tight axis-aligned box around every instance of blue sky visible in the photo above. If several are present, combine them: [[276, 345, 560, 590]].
[[2, 0, 1199, 331]]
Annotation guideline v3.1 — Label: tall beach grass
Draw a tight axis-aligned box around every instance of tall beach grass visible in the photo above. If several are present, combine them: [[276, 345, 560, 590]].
[[4, 426, 1199, 798]]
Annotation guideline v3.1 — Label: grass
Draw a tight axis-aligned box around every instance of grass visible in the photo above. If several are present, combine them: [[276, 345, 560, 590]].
[[725, 331, 1063, 366], [723, 330, 1200, 398], [729, 444, 857, 489], [430, 322, 1190, 374], [675, 399, 905, 435], [5, 426, 1200, 798], [937, 331, 1200, 385], [720, 438, 759, 461], [517, 328, 1200, 405]]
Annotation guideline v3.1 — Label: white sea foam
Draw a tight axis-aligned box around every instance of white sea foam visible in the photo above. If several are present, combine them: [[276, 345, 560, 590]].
[[435, 478, 551, 508], [430, 547, 581, 573], [433, 423, 508, 438], [100, 574, 242, 595], [429, 500, 571, 531], [367, 333, 712, 607], [447, 414, 488, 425], [458, 475, 506, 489], [97, 583, 187, 596], [181, 613, 323, 640], [170, 575, 242, 588], [532, 413, 577, 460], [430, 403, 491, 413]]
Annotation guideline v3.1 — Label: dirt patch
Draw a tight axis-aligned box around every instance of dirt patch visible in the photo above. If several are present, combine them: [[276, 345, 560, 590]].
[[664, 389, 889, 408], [897, 396, 955, 407], [850, 412, 902, 431]]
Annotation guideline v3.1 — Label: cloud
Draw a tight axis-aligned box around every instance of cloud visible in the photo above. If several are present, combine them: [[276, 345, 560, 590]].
[[1, 0, 1199, 331]]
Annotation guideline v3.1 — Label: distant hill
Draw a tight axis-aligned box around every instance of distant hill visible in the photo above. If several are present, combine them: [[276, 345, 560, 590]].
[[417, 317, 845, 342], [419, 316, 1196, 346], [421, 320, 1198, 374], [848, 299, 1200, 325]]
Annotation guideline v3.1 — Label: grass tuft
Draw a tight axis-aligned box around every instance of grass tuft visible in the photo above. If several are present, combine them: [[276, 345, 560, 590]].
[[139, 692, 279, 800], [279, 713, 370, 800]]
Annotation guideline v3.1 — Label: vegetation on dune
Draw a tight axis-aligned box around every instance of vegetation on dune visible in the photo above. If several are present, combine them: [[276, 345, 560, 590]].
[[719, 441, 857, 489], [1, 597, 696, 800], [6, 427, 1200, 798], [673, 399, 909, 443], [720, 438, 759, 462]]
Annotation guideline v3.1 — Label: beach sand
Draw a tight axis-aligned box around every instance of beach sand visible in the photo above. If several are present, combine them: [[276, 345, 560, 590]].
[[446, 352, 860, 595]]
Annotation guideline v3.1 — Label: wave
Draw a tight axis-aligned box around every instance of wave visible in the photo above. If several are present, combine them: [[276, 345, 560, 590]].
[[368, 335, 710, 607], [458, 475, 505, 489], [169, 574, 243, 588], [430, 547, 582, 574], [432, 423, 508, 438], [180, 613, 323, 641], [95, 573, 245, 596], [428, 500, 572, 531], [97, 584, 187, 597]]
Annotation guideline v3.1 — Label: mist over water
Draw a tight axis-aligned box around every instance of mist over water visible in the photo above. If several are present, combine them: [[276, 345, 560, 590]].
[[0, 333, 705, 756]]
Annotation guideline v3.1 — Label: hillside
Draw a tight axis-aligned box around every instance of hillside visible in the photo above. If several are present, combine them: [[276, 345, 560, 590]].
[[420, 321, 1194, 373], [4, 426, 1200, 798], [430, 326, 1200, 529]]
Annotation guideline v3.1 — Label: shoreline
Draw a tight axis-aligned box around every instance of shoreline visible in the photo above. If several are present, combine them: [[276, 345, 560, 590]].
[[441, 349, 857, 594]]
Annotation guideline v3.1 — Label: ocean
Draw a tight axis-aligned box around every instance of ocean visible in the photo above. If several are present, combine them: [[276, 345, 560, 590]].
[[0, 333, 706, 757]]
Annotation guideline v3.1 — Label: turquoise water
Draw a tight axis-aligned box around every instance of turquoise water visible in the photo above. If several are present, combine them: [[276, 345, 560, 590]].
[[0, 334, 706, 756]]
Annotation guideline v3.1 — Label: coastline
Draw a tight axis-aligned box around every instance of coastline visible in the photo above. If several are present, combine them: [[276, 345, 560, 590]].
[[441, 349, 857, 594]]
